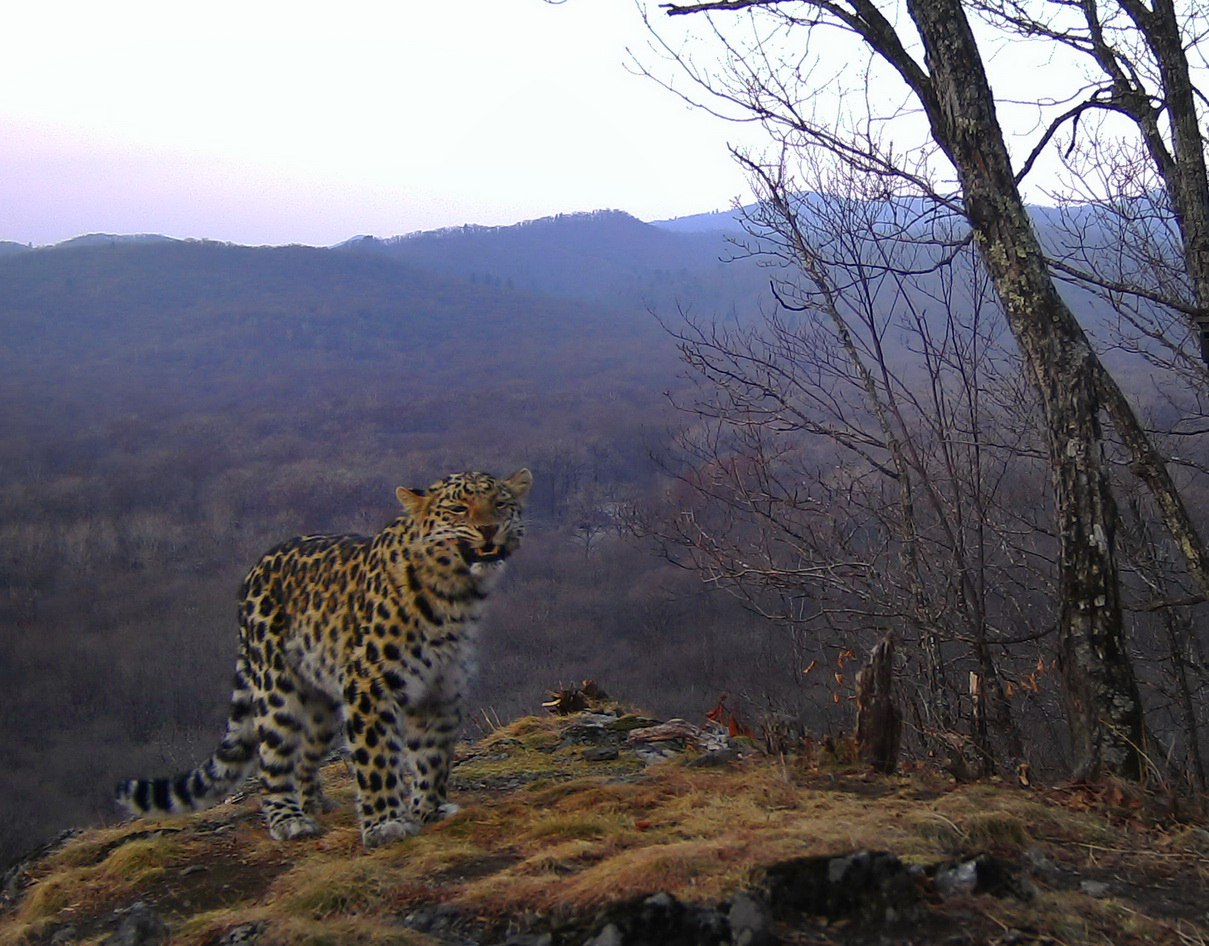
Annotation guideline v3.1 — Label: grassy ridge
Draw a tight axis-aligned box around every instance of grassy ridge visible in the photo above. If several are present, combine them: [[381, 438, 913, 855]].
[[3, 710, 1206, 946]]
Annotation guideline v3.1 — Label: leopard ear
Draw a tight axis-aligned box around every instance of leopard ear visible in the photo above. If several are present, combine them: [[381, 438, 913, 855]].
[[395, 486, 427, 515], [504, 468, 533, 503]]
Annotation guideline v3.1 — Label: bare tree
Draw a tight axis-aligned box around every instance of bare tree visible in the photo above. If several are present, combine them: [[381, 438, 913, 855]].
[[643, 160, 1042, 774], [645, 0, 1209, 779]]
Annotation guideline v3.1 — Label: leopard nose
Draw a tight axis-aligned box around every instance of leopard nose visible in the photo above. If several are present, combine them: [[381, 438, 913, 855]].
[[478, 524, 499, 545]]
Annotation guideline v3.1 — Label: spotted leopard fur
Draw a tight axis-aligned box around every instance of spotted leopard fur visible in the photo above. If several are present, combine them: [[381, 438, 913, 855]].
[[116, 469, 532, 848]]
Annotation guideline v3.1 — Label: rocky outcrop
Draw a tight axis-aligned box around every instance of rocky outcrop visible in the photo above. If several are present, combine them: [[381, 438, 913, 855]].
[[3, 709, 1203, 946], [563, 850, 1033, 946]]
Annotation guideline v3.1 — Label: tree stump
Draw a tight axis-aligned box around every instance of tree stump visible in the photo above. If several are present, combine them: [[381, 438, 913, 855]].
[[854, 635, 901, 774]]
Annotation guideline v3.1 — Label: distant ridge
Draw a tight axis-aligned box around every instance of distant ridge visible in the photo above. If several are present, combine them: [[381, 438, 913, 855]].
[[335, 207, 763, 312], [386, 208, 642, 245], [338, 209, 651, 252], [650, 207, 746, 233], [53, 233, 178, 249], [340, 206, 746, 245]]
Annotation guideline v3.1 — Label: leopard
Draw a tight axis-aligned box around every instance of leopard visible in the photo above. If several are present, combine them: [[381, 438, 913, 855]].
[[116, 468, 532, 848]]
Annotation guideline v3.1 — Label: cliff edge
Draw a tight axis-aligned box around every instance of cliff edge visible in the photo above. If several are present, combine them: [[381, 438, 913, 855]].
[[3, 707, 1206, 946]]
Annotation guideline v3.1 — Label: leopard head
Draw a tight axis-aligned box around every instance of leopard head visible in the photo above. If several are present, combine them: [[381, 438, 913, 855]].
[[396, 469, 532, 571]]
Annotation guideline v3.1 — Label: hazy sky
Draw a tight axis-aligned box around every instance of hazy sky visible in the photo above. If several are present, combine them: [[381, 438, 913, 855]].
[[2, 1, 757, 247], [2, 1, 1110, 248]]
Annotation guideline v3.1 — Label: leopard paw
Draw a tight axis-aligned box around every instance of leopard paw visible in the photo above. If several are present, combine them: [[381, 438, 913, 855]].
[[362, 819, 421, 848], [268, 815, 323, 841]]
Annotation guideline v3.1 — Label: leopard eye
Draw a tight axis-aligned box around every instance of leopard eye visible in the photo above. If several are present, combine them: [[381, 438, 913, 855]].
[[447, 503, 469, 515]]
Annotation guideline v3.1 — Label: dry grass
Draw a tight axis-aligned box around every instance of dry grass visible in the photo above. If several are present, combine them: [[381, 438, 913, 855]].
[[182, 907, 432, 946], [9, 832, 184, 928], [2, 714, 1205, 946]]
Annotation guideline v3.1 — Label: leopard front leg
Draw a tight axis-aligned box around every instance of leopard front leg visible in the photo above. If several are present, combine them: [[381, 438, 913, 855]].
[[402, 701, 463, 824], [343, 677, 415, 848]]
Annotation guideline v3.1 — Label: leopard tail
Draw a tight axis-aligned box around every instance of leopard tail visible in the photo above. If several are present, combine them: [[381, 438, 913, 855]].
[[115, 655, 258, 816]]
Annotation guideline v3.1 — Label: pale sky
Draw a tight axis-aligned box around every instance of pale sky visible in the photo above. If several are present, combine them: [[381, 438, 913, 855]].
[[0, 1, 1119, 248], [1, 1, 756, 247]]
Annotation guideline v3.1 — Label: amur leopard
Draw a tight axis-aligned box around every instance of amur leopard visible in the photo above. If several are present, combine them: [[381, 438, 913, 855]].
[[116, 469, 532, 848]]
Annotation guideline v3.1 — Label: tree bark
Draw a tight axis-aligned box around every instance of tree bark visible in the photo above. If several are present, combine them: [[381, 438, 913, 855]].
[[902, 0, 1146, 780]]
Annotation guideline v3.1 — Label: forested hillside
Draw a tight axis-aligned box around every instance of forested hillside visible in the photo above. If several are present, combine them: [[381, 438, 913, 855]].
[[0, 219, 779, 866], [341, 209, 765, 315]]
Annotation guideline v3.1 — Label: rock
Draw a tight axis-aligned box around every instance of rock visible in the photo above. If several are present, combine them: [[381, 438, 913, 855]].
[[581, 891, 729, 946], [726, 891, 772, 946], [101, 902, 168, 946], [563, 711, 734, 766], [49, 926, 77, 945], [934, 858, 978, 898], [562, 714, 622, 744], [605, 714, 661, 733], [1080, 879, 1111, 898], [934, 855, 1035, 902], [762, 850, 921, 924], [632, 744, 678, 765], [584, 923, 626, 946], [216, 921, 267, 945], [402, 903, 466, 937]]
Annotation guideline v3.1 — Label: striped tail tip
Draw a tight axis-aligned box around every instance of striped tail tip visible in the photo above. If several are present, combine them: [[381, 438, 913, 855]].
[[115, 772, 208, 817]]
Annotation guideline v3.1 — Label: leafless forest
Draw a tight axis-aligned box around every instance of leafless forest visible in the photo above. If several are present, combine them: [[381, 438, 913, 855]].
[[1, 204, 1206, 867]]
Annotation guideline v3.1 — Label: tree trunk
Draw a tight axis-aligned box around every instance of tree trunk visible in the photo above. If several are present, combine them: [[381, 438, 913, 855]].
[[854, 635, 901, 774], [903, 0, 1147, 779]]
